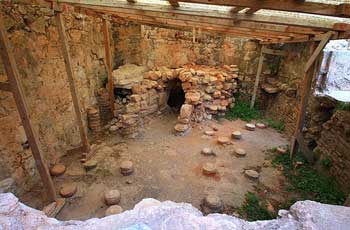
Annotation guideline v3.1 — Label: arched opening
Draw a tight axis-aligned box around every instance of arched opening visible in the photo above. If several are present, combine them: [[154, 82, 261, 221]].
[[167, 78, 185, 112]]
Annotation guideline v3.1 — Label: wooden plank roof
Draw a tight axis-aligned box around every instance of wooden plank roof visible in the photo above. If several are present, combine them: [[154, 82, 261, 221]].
[[39, 0, 350, 43]]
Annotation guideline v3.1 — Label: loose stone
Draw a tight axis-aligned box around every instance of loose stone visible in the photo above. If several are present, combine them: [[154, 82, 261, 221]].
[[120, 160, 134, 176], [244, 170, 259, 179], [83, 160, 98, 171], [204, 194, 223, 210], [204, 130, 215, 136], [201, 194, 224, 214], [245, 123, 256, 131], [59, 183, 77, 198], [235, 148, 246, 157], [256, 123, 267, 129], [201, 148, 215, 156], [50, 164, 66, 176], [202, 163, 217, 175], [231, 131, 242, 140], [277, 147, 287, 154], [104, 190, 121, 205], [217, 136, 230, 145], [105, 205, 123, 216]]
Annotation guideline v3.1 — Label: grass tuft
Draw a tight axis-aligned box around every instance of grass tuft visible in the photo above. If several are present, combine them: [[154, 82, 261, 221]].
[[272, 152, 345, 205], [238, 192, 275, 221], [225, 99, 261, 122]]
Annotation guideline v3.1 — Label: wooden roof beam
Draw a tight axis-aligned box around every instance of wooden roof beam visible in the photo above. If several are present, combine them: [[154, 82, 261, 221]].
[[231, 6, 245, 14], [245, 8, 259, 14], [179, 0, 350, 18], [53, 1, 347, 32]]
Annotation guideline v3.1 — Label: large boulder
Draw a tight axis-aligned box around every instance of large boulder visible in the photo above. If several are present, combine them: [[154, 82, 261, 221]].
[[112, 64, 148, 89], [0, 192, 350, 229]]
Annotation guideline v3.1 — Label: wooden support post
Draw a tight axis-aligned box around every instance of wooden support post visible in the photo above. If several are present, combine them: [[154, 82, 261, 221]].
[[102, 17, 115, 114], [290, 32, 332, 158], [250, 48, 264, 109], [55, 11, 90, 153], [0, 16, 57, 202]]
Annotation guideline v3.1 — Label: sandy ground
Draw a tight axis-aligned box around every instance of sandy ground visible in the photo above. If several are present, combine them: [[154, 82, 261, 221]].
[[19, 111, 288, 221]]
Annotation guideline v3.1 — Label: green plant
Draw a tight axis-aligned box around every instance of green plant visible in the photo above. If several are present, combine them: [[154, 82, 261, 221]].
[[238, 192, 275, 221], [261, 118, 285, 131], [272, 151, 345, 205], [336, 102, 350, 111], [225, 99, 262, 122], [321, 155, 332, 169]]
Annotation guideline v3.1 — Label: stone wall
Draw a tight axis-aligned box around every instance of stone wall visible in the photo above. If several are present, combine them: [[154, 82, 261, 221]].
[[112, 22, 142, 68], [263, 43, 313, 136], [314, 110, 350, 192], [140, 26, 260, 97], [0, 2, 107, 191]]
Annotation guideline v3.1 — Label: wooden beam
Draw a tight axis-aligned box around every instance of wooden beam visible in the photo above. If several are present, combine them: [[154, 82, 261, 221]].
[[231, 6, 245, 13], [250, 49, 264, 108], [179, 0, 350, 18], [0, 81, 11, 91], [0, 15, 57, 202], [290, 33, 331, 158], [52, 0, 345, 31], [245, 8, 259, 14], [55, 11, 90, 153], [102, 17, 115, 115], [262, 47, 287, 56], [305, 32, 333, 72]]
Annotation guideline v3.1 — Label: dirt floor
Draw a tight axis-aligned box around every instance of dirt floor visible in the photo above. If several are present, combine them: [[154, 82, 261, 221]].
[[19, 110, 288, 221]]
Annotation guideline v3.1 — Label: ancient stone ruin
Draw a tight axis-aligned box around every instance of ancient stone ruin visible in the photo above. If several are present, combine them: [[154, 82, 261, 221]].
[[108, 64, 239, 136], [0, 0, 350, 227]]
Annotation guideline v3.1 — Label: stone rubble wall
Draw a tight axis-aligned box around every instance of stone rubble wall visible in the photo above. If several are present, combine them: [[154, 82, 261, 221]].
[[112, 24, 260, 99], [1, 192, 350, 230], [314, 110, 350, 192], [263, 43, 313, 136], [0, 2, 107, 192], [110, 64, 239, 136]]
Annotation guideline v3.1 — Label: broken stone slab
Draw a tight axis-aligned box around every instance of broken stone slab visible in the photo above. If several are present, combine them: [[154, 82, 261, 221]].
[[201, 148, 215, 156], [263, 86, 280, 94], [217, 136, 231, 145], [231, 131, 242, 139], [174, 123, 190, 132], [104, 190, 121, 205], [50, 164, 66, 177], [244, 170, 260, 180], [120, 160, 134, 176], [202, 163, 217, 175], [234, 148, 247, 157], [59, 183, 77, 198], [105, 205, 123, 216], [245, 123, 256, 131]]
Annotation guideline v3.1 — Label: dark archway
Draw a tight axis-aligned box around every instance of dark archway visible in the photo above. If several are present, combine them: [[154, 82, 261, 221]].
[[167, 78, 185, 112]]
